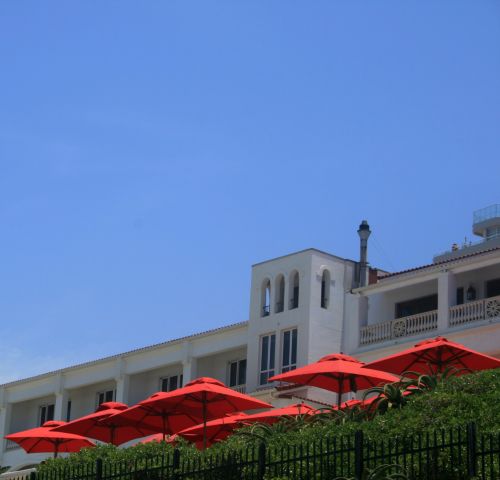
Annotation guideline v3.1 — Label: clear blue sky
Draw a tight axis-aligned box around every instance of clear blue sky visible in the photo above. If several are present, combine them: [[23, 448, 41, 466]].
[[1, 1, 499, 383]]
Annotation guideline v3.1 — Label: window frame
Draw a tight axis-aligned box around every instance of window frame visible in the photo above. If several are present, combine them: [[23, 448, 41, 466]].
[[95, 389, 116, 409], [259, 333, 276, 385], [281, 328, 298, 373], [159, 374, 184, 392], [39, 403, 55, 426], [228, 359, 247, 388]]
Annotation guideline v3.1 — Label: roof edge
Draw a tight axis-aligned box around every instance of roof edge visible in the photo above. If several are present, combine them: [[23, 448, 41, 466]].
[[0, 320, 249, 389], [252, 248, 356, 267]]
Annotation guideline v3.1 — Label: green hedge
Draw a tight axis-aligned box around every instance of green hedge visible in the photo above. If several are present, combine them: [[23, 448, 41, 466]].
[[37, 368, 500, 474]]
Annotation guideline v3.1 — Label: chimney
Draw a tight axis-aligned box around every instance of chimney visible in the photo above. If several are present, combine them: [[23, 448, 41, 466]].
[[357, 220, 371, 287]]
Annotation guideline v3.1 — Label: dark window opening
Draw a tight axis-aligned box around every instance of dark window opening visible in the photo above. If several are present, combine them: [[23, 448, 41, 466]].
[[229, 359, 247, 387], [66, 400, 72, 422], [260, 334, 276, 385], [39, 404, 55, 426], [395, 294, 438, 319], [289, 272, 299, 309], [275, 276, 285, 313], [486, 278, 500, 298], [97, 390, 115, 408], [282, 328, 298, 373], [262, 280, 271, 317], [456, 287, 464, 305], [161, 374, 183, 392]]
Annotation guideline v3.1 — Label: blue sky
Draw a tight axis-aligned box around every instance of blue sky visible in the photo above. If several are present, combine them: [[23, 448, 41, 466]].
[[0, 1, 499, 383]]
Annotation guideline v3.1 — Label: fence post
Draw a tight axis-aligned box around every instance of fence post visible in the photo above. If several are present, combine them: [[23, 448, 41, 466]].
[[466, 422, 477, 478], [29, 472, 36, 480], [257, 442, 266, 480], [95, 458, 103, 480], [172, 448, 181, 480], [354, 430, 364, 480]]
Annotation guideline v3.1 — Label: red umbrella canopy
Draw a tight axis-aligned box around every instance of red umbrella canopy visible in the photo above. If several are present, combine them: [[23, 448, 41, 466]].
[[178, 403, 316, 445], [107, 394, 203, 441], [5, 421, 95, 458], [109, 377, 271, 448], [53, 402, 157, 446], [141, 377, 272, 417], [365, 336, 500, 376], [177, 412, 250, 446], [243, 402, 316, 422], [269, 354, 399, 406]]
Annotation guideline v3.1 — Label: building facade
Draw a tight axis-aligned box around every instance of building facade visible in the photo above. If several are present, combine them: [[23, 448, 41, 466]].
[[2, 206, 500, 471]]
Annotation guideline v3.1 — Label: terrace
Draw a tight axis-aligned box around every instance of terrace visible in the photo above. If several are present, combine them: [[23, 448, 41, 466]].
[[358, 255, 500, 347]]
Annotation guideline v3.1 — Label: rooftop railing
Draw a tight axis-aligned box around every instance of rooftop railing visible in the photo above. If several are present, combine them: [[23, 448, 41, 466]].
[[473, 204, 500, 224]]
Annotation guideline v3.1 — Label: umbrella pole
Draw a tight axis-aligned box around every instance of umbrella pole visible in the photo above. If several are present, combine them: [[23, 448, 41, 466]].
[[337, 376, 343, 408], [54, 442, 59, 459], [162, 415, 166, 442], [202, 392, 207, 450]]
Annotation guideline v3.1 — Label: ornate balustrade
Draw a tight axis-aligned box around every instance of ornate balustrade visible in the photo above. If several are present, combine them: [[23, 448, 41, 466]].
[[360, 310, 438, 346], [360, 295, 500, 346], [449, 294, 500, 327]]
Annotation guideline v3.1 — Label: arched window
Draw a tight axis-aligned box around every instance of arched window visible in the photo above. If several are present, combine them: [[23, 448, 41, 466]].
[[261, 279, 271, 317], [289, 271, 299, 309], [275, 275, 285, 313], [321, 270, 331, 309]]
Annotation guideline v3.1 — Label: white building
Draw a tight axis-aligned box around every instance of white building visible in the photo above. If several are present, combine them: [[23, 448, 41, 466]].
[[2, 206, 500, 471]]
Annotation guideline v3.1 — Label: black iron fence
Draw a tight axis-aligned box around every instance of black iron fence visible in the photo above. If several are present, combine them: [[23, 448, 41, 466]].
[[25, 423, 500, 480]]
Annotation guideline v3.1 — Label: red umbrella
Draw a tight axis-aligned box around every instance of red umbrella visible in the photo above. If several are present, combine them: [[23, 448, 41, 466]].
[[177, 413, 249, 446], [178, 403, 316, 446], [114, 377, 272, 449], [5, 421, 95, 458], [107, 395, 203, 443], [243, 402, 316, 422], [365, 336, 500, 376], [53, 402, 157, 446], [269, 353, 399, 407]]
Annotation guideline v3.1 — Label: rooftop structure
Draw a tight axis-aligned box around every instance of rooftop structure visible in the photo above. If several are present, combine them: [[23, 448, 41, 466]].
[[434, 204, 500, 263]]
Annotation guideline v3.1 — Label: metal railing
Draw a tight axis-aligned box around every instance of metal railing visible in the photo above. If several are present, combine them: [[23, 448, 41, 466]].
[[30, 423, 500, 480], [360, 310, 438, 345], [449, 294, 500, 327], [473, 204, 500, 224]]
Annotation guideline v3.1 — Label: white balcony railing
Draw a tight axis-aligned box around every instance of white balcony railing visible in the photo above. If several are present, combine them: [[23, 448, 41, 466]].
[[5, 439, 20, 451], [230, 384, 246, 394], [449, 295, 500, 327], [360, 310, 438, 346]]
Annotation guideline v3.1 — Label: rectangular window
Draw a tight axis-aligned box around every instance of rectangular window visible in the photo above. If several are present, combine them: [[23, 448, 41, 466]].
[[39, 404, 55, 426], [259, 333, 276, 385], [395, 294, 438, 318], [290, 286, 299, 309], [228, 359, 247, 387], [96, 389, 115, 408], [456, 287, 464, 305], [282, 328, 298, 373], [486, 278, 500, 298], [66, 400, 72, 422], [160, 374, 183, 392]]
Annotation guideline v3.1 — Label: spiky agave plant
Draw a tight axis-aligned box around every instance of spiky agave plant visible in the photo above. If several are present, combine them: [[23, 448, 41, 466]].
[[403, 364, 470, 392], [362, 381, 413, 416]]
